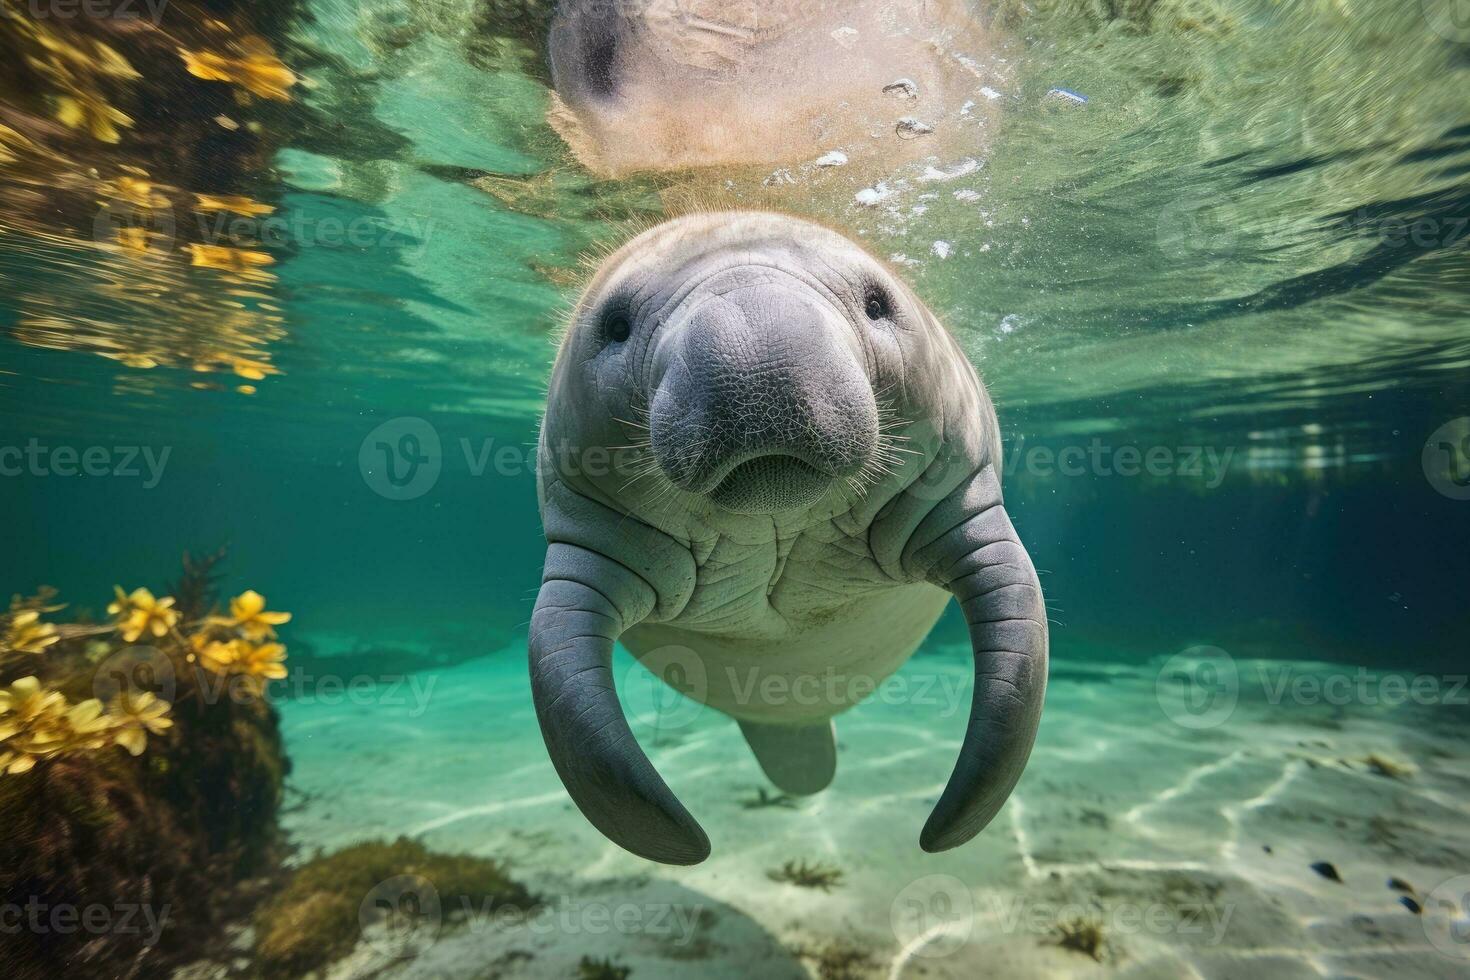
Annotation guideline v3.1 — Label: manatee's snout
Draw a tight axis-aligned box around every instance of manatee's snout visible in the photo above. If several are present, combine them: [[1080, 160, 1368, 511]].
[[650, 268, 879, 514]]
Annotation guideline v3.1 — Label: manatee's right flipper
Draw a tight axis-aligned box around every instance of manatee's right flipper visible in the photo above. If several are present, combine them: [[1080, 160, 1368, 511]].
[[738, 719, 837, 796]]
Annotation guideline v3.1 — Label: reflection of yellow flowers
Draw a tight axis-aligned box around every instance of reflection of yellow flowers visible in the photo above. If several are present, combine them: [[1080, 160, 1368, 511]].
[[180, 37, 296, 101], [187, 244, 275, 275], [214, 590, 292, 641], [108, 587, 180, 642], [111, 692, 174, 757], [195, 194, 275, 217], [4, 611, 60, 654]]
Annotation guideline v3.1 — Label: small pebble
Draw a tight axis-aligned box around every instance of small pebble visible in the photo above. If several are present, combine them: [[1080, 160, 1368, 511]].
[[883, 78, 918, 99], [1310, 862, 1343, 883], [895, 117, 934, 140], [854, 184, 889, 207], [980, 86, 1003, 100], [1045, 87, 1089, 105], [814, 151, 848, 168]]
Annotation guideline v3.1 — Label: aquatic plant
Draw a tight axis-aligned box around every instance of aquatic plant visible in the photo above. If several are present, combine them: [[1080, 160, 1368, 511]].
[[0, 555, 293, 978], [1053, 916, 1107, 961], [577, 956, 632, 980], [742, 787, 800, 810], [210, 588, 292, 640], [252, 837, 537, 977], [1361, 752, 1416, 780], [767, 859, 845, 891], [108, 585, 180, 642], [2, 610, 60, 655], [796, 941, 874, 980]]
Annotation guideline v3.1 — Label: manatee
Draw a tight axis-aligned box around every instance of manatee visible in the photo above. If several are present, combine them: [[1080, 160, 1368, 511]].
[[546, 0, 997, 174], [530, 210, 1048, 864]]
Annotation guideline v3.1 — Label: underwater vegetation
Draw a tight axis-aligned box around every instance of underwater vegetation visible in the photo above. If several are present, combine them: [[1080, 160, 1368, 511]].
[[798, 941, 876, 980], [766, 859, 845, 892], [741, 787, 800, 810], [0, 556, 292, 978], [1053, 916, 1108, 962], [251, 837, 537, 977], [576, 955, 632, 980]]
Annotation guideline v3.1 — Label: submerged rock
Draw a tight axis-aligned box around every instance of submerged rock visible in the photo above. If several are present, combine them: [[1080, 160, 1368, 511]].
[[1310, 861, 1344, 883], [896, 116, 935, 139]]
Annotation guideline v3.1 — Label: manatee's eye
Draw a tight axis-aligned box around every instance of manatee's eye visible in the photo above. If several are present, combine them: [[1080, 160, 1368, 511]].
[[603, 310, 633, 344], [864, 288, 892, 321]]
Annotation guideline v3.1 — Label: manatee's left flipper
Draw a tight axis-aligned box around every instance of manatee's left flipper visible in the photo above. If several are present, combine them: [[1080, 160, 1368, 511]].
[[737, 719, 837, 796], [904, 463, 1049, 853]]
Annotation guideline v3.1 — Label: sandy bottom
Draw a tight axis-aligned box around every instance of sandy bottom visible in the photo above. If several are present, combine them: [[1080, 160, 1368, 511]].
[[271, 639, 1470, 979]]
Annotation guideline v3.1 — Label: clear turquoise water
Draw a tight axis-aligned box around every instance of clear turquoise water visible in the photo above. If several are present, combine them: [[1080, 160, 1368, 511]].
[[3, 1, 1470, 974]]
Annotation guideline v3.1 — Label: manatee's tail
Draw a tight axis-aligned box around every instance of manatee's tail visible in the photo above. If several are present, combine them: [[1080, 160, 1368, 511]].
[[738, 719, 837, 796]]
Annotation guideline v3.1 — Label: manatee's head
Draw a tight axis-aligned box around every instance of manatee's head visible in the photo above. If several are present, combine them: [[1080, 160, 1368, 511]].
[[547, 212, 948, 518], [547, 1, 985, 173]]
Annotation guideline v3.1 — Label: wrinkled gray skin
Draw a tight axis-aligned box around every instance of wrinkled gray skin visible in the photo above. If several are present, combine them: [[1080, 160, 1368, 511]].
[[532, 212, 1047, 865]]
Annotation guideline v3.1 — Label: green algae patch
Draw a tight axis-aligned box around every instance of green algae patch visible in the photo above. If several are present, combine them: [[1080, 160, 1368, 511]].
[[253, 837, 538, 977]]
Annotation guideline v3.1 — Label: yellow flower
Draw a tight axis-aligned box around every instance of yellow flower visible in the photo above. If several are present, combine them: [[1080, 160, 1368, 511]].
[[110, 692, 173, 757], [216, 590, 291, 640], [61, 698, 115, 751], [195, 638, 287, 692], [0, 677, 69, 774], [4, 611, 60, 654], [108, 587, 180, 643], [193, 635, 239, 674], [236, 641, 288, 681]]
